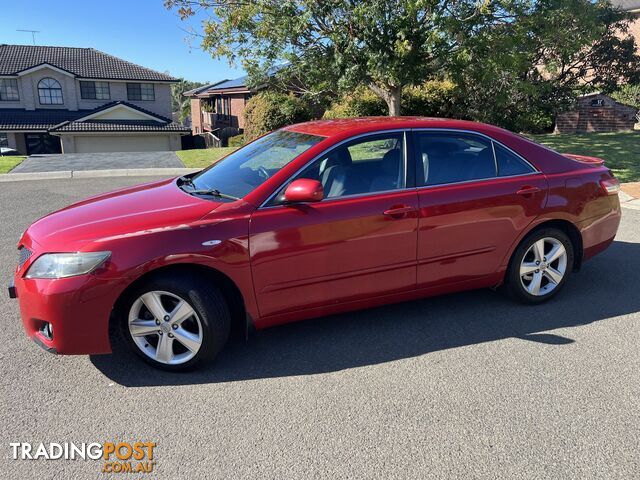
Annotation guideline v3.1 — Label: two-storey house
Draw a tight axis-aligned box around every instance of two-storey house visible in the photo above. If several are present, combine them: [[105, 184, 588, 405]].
[[185, 75, 252, 144], [0, 44, 189, 154]]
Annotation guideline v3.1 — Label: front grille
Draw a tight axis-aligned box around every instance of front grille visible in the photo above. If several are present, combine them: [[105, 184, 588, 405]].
[[18, 246, 32, 268]]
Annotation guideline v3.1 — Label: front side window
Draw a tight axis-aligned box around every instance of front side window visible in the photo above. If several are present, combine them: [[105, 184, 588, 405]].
[[80, 81, 110, 100], [0, 132, 8, 148], [275, 133, 405, 202], [415, 132, 496, 186], [127, 83, 155, 101], [0, 79, 19, 101], [38, 78, 63, 105], [188, 130, 324, 199]]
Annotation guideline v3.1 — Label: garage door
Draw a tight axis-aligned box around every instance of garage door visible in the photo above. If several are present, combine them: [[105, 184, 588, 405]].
[[74, 135, 171, 153]]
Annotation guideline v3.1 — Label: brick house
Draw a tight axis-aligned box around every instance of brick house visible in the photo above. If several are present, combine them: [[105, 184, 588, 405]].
[[612, 1, 640, 45], [0, 44, 189, 154], [185, 75, 252, 144], [555, 93, 637, 133]]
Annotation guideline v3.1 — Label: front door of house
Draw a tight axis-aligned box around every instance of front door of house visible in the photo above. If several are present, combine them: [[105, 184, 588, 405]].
[[25, 133, 62, 155]]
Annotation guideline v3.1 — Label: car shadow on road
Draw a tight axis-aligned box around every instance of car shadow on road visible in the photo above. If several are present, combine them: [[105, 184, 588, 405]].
[[90, 240, 640, 387]]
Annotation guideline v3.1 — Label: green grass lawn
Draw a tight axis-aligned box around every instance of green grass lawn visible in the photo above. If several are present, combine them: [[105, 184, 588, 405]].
[[0, 156, 26, 174], [530, 131, 640, 183], [176, 147, 238, 169]]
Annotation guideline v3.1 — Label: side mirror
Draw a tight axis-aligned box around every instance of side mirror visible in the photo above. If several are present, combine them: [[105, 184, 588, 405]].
[[284, 178, 324, 203]]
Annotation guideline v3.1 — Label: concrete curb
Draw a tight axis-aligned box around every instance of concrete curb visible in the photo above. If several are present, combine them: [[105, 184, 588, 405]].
[[620, 184, 640, 210], [0, 167, 200, 183]]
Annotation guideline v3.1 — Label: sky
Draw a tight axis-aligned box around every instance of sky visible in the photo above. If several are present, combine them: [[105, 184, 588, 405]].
[[0, 0, 244, 84]]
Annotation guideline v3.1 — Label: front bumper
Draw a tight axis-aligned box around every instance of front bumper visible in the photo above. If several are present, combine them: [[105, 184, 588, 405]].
[[11, 272, 125, 355]]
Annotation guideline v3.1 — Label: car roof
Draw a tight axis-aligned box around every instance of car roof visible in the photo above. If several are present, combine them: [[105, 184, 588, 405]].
[[283, 116, 511, 138]]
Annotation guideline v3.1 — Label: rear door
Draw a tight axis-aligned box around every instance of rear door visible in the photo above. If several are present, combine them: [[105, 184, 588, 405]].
[[413, 130, 548, 289], [249, 131, 419, 318]]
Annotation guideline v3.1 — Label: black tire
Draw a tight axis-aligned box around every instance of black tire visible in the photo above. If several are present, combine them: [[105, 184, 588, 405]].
[[505, 227, 574, 304], [116, 271, 230, 371]]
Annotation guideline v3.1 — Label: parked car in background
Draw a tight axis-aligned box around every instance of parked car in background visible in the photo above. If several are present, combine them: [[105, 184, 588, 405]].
[[0, 147, 19, 156], [9, 117, 621, 370]]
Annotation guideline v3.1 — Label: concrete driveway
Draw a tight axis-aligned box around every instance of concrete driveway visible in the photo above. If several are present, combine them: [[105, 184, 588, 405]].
[[1, 176, 639, 479], [10, 151, 184, 173]]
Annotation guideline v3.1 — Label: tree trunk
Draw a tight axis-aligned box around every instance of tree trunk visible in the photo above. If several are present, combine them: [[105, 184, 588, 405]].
[[368, 82, 402, 116]]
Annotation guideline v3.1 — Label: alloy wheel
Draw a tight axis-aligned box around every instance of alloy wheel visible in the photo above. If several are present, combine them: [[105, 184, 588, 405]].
[[519, 237, 568, 297], [128, 290, 203, 365]]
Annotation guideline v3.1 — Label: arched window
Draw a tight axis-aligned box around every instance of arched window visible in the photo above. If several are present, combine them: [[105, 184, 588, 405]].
[[38, 78, 63, 105]]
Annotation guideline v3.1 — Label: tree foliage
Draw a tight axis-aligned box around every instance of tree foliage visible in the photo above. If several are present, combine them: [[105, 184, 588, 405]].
[[171, 78, 207, 122], [166, 0, 640, 131], [449, 0, 640, 132], [243, 91, 312, 141]]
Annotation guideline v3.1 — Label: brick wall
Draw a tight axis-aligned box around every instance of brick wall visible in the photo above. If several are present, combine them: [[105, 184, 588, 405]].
[[229, 94, 248, 129], [190, 98, 202, 134], [555, 94, 637, 133]]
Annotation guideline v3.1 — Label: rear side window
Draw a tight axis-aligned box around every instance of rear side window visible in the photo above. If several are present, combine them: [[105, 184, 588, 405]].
[[415, 132, 496, 186], [494, 143, 535, 176]]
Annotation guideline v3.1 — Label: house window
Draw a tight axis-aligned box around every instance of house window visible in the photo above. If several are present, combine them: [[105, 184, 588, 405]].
[[0, 79, 19, 101], [0, 132, 8, 148], [38, 78, 64, 104], [215, 96, 231, 115], [127, 83, 155, 101], [80, 81, 110, 100]]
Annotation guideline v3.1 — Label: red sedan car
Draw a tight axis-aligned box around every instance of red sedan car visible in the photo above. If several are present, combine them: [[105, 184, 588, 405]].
[[10, 117, 621, 370]]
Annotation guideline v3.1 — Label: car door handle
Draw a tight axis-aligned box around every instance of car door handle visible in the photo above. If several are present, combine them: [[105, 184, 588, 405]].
[[383, 205, 415, 217], [516, 186, 541, 196]]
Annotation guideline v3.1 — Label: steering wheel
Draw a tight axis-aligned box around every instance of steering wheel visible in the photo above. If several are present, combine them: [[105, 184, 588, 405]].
[[257, 166, 270, 181]]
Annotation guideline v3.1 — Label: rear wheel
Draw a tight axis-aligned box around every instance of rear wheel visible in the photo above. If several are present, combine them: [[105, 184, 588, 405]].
[[117, 272, 230, 371], [505, 228, 574, 304]]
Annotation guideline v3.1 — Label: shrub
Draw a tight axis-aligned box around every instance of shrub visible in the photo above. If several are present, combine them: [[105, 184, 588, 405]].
[[323, 87, 386, 119], [323, 81, 457, 119], [227, 134, 245, 147], [243, 92, 312, 141], [612, 84, 640, 122], [402, 80, 457, 117]]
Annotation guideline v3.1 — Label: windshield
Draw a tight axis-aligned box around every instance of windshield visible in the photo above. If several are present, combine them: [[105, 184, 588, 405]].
[[188, 130, 324, 199]]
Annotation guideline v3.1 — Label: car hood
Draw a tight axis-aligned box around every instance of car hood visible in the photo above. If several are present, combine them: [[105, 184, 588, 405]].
[[23, 178, 223, 251]]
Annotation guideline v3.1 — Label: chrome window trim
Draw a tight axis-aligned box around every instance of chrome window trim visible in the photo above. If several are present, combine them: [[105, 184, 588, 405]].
[[258, 127, 542, 209], [259, 129, 409, 209], [414, 170, 542, 192]]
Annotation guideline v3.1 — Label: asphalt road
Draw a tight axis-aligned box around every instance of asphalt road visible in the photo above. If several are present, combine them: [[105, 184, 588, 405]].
[[1, 177, 639, 479]]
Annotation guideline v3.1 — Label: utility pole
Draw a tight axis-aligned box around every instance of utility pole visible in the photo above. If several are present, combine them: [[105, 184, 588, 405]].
[[16, 29, 40, 45]]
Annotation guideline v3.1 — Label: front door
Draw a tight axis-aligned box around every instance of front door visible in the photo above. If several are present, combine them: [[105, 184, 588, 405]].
[[413, 130, 548, 289], [25, 133, 62, 155], [249, 132, 419, 319]]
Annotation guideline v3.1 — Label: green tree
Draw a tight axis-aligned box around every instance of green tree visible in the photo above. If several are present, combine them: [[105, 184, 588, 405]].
[[171, 79, 207, 122], [165, 0, 484, 116], [165, 0, 640, 126], [449, 0, 640, 131]]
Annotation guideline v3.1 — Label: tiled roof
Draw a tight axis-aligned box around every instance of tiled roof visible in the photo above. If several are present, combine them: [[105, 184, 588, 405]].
[[0, 102, 188, 133], [611, 0, 640, 10], [80, 100, 174, 123], [0, 109, 89, 130], [50, 120, 189, 133], [0, 44, 176, 81]]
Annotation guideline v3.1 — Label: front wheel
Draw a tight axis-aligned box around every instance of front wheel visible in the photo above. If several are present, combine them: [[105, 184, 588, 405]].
[[117, 272, 230, 371], [505, 228, 574, 304]]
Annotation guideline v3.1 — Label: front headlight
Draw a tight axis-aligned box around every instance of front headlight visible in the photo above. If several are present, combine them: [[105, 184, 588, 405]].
[[25, 252, 111, 279]]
